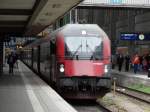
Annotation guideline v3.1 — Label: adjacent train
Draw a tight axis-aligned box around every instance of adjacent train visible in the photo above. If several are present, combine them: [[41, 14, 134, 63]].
[[22, 24, 111, 99]]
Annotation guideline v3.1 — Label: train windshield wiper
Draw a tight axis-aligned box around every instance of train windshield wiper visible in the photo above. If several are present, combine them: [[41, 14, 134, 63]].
[[72, 44, 82, 59], [86, 40, 95, 60]]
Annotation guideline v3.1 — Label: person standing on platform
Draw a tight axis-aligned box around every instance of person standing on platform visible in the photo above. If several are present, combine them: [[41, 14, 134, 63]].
[[117, 53, 124, 72], [125, 53, 130, 72], [132, 53, 140, 74], [139, 55, 143, 72], [7, 52, 16, 75], [147, 53, 150, 71], [111, 54, 117, 69], [14, 53, 19, 68]]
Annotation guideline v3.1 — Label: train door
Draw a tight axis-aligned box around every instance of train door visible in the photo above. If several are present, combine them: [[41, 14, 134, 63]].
[[40, 42, 50, 81], [33, 47, 38, 72], [50, 40, 56, 84], [37, 45, 41, 74], [31, 48, 33, 68]]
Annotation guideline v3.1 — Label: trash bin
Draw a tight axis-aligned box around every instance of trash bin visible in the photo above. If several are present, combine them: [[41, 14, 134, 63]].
[[148, 69, 150, 78]]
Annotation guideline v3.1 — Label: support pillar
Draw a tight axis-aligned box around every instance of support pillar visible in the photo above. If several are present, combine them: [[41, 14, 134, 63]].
[[0, 40, 3, 75]]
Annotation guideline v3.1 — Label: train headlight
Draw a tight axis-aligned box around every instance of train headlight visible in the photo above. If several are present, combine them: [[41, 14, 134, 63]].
[[60, 64, 64, 72], [104, 65, 108, 73]]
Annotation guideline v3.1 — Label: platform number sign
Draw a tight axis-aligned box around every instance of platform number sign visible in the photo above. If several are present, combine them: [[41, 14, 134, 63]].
[[110, 0, 122, 4]]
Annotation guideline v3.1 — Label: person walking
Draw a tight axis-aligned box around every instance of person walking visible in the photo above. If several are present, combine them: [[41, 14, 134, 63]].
[[147, 53, 150, 73], [139, 55, 143, 72], [132, 53, 140, 74], [145, 53, 150, 71], [111, 54, 117, 69], [125, 54, 130, 72], [117, 53, 124, 72], [14, 53, 19, 68], [7, 52, 16, 75]]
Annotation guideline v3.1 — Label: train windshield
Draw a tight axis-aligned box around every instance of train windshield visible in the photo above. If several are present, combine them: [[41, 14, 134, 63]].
[[65, 36, 103, 60]]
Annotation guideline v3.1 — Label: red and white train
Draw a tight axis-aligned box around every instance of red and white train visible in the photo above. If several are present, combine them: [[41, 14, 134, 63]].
[[23, 24, 111, 99]]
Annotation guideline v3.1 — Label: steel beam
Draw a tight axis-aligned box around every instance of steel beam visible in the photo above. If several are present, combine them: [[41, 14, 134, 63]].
[[0, 21, 26, 26], [0, 27, 24, 34], [0, 9, 32, 15]]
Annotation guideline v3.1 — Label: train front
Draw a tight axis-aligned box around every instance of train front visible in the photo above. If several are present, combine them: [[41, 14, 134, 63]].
[[57, 24, 111, 99]]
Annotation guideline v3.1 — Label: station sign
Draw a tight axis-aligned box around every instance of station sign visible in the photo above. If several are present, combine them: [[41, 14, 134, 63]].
[[110, 0, 122, 4], [120, 33, 150, 41], [81, 0, 150, 8]]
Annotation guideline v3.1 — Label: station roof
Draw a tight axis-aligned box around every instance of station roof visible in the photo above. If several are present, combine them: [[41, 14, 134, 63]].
[[79, 0, 150, 8], [0, 0, 83, 36]]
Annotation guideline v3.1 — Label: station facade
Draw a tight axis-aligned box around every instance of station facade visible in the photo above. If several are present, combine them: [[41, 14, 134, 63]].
[[53, 7, 150, 56]]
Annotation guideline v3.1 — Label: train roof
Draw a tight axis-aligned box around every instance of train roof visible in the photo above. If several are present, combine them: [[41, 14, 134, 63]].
[[52, 24, 107, 37], [25, 24, 108, 48]]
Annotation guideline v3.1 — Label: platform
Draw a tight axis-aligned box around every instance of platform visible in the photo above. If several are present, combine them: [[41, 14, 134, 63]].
[[0, 61, 77, 112], [112, 69, 150, 87]]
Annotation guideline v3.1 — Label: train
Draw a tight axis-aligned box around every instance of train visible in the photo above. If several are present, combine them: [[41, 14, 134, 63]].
[[22, 24, 111, 99]]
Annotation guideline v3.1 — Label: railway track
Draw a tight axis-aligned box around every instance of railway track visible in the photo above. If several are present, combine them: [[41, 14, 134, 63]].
[[68, 100, 112, 112], [69, 86, 150, 112], [115, 86, 150, 104]]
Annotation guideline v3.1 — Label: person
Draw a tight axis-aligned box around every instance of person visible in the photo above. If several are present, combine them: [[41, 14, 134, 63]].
[[117, 53, 124, 71], [125, 53, 130, 72], [111, 54, 117, 69], [132, 53, 140, 74], [14, 53, 19, 68], [139, 55, 143, 72], [7, 52, 16, 74], [143, 56, 147, 71], [147, 53, 150, 72], [145, 53, 150, 71]]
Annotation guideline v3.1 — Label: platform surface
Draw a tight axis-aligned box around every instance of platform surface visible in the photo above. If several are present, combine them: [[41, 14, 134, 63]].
[[0, 61, 77, 112], [112, 69, 150, 87]]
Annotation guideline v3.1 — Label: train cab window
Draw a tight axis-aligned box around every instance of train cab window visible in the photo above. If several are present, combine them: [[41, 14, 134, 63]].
[[50, 41, 56, 55], [65, 36, 103, 60]]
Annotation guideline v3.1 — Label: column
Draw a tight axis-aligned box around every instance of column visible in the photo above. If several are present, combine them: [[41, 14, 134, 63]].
[[0, 39, 3, 75]]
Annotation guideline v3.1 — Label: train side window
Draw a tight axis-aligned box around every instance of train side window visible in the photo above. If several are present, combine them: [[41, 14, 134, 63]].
[[50, 41, 56, 55]]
